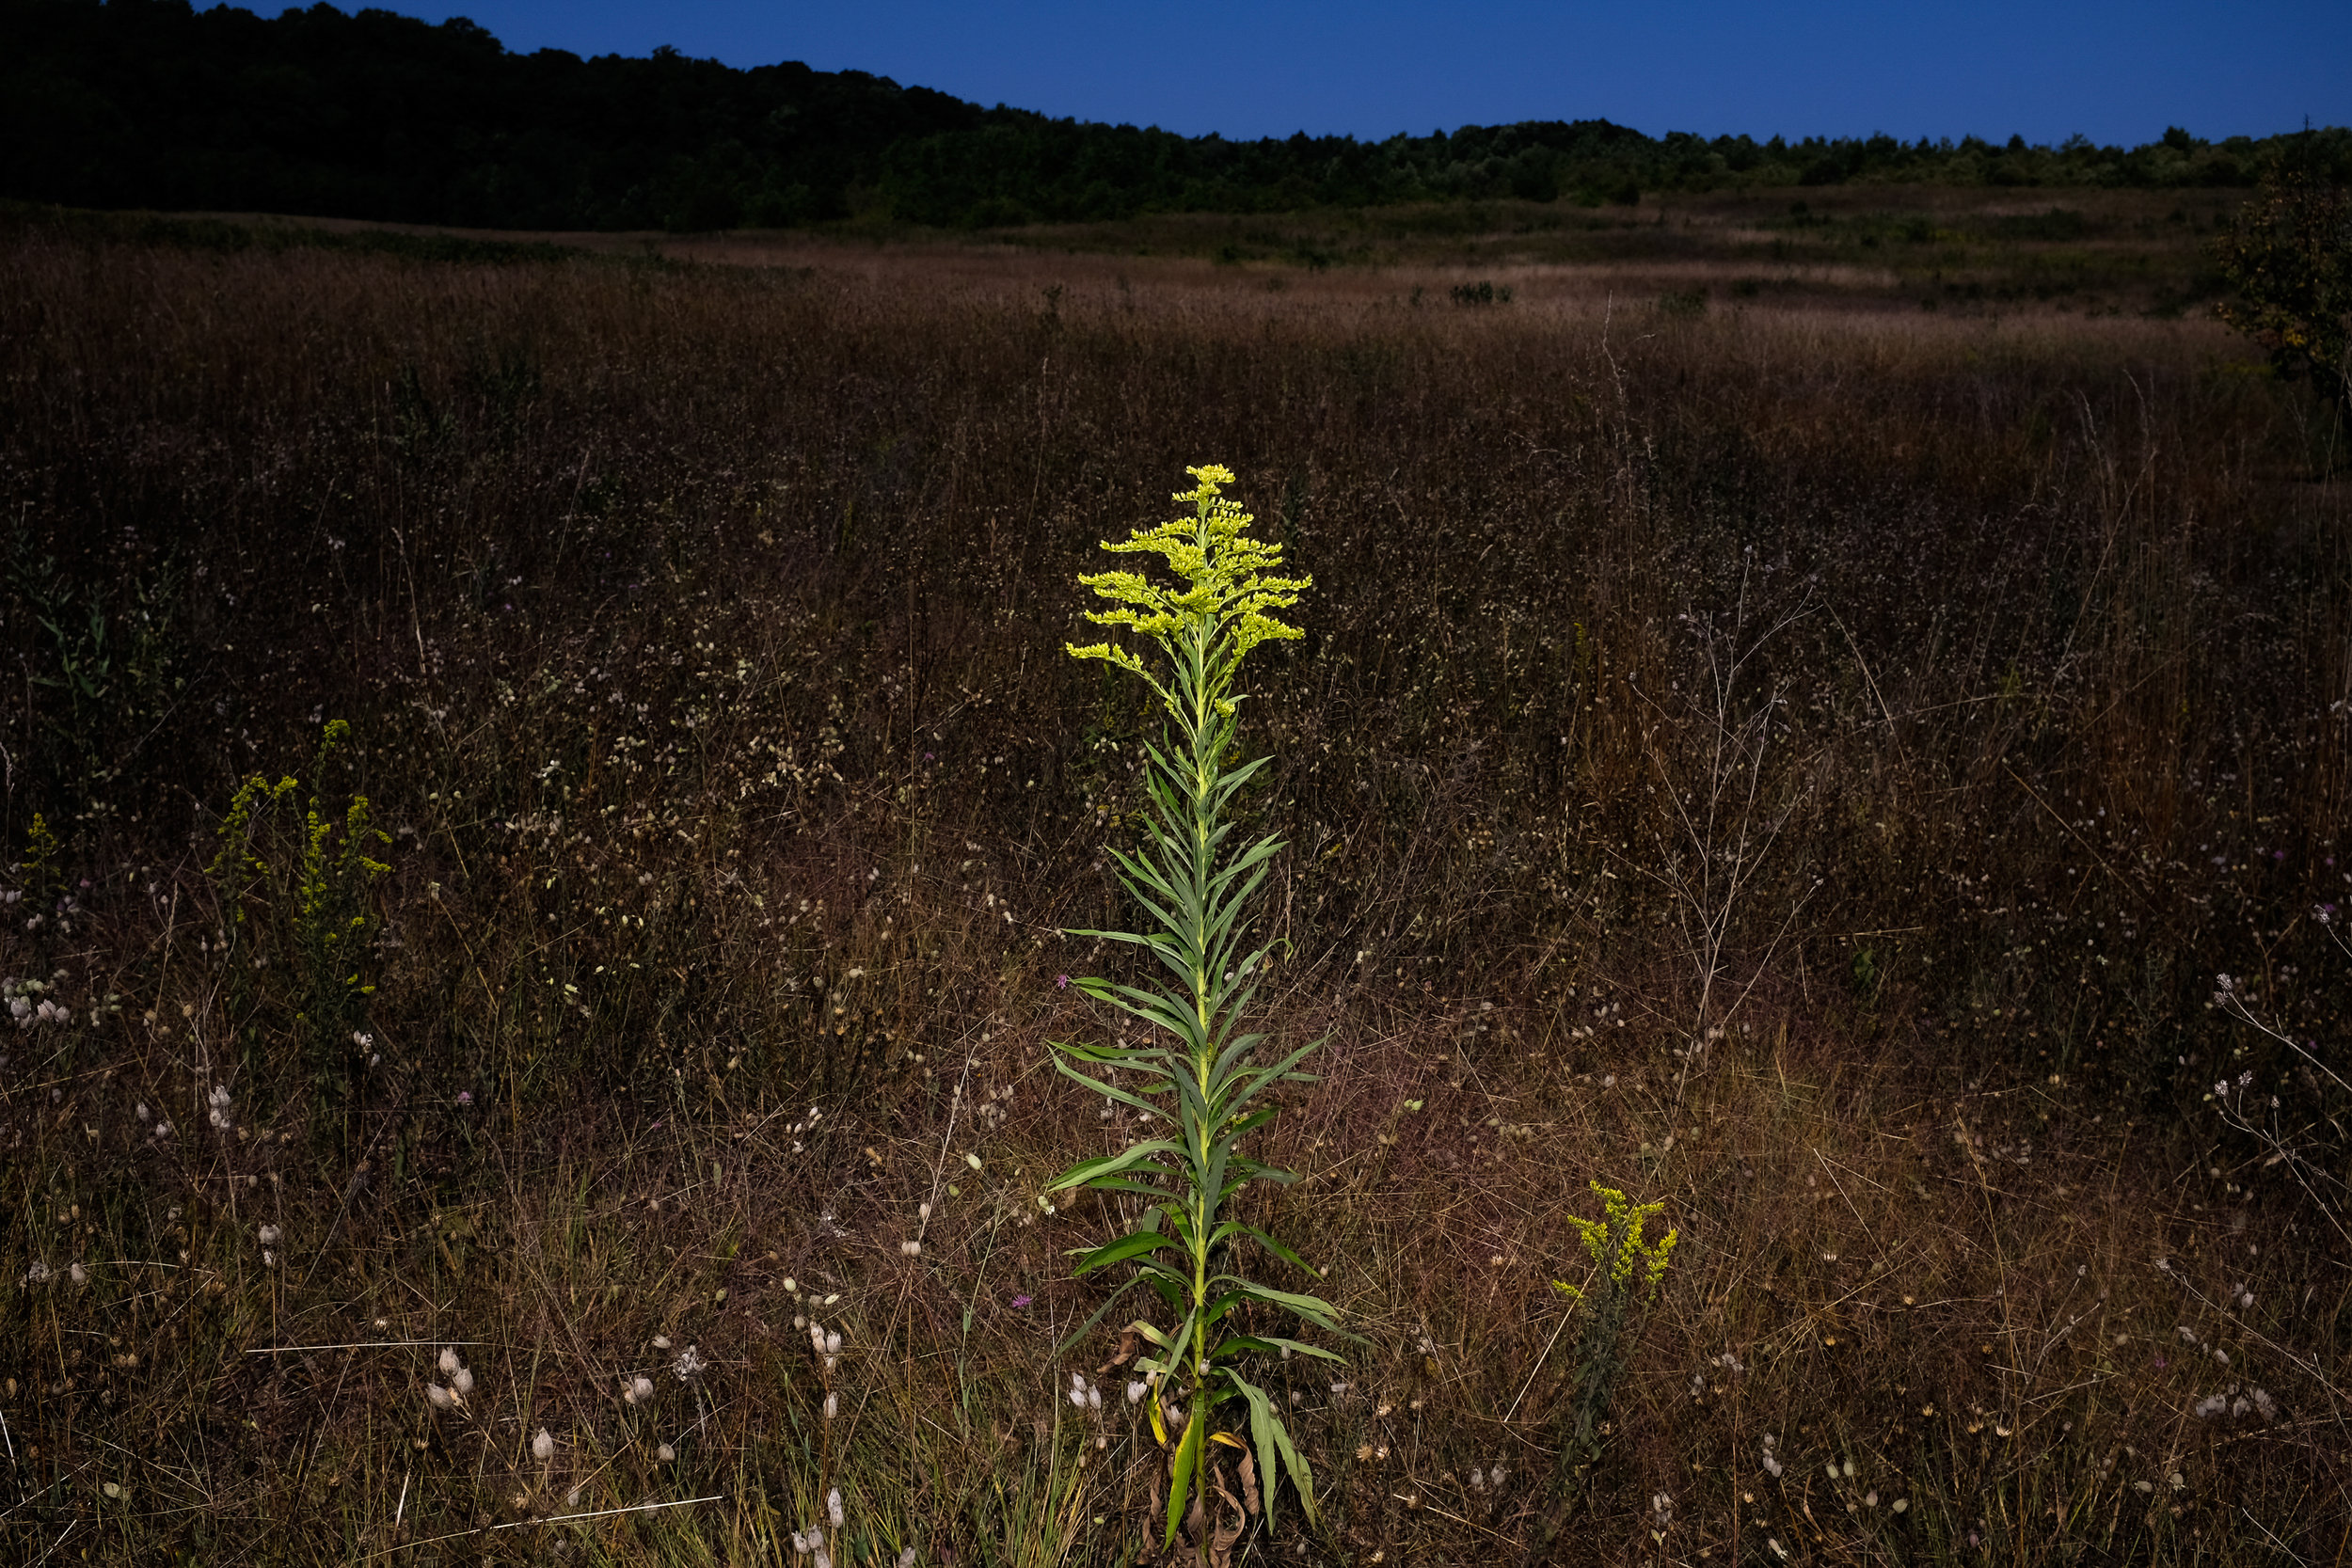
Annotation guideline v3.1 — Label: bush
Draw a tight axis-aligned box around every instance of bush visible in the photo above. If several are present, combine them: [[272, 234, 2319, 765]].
[[1449, 279, 1512, 306], [2213, 143, 2351, 404]]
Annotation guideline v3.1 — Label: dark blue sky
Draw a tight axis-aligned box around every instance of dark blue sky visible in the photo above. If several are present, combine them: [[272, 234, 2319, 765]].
[[308, 1, 2345, 146]]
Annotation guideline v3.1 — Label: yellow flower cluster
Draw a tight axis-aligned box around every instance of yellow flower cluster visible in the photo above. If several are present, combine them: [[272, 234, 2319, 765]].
[[1554, 1181, 1677, 1305], [1067, 464, 1310, 715]]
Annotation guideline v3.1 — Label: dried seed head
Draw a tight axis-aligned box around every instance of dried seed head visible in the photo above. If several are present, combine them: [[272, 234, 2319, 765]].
[[532, 1428, 555, 1462], [438, 1348, 461, 1375], [827, 1488, 845, 1528], [424, 1383, 454, 1411]]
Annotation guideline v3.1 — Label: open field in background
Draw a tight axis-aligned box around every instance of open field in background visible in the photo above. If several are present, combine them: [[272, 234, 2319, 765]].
[[62, 179, 2252, 318], [0, 195, 2346, 1564]]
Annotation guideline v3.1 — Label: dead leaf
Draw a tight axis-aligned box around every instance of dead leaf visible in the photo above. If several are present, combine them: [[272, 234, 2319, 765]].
[[1098, 1323, 1142, 1376], [1206, 1464, 1248, 1568]]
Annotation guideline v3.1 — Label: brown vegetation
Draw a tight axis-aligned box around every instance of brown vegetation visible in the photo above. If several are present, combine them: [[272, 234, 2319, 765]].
[[0, 198, 2345, 1564]]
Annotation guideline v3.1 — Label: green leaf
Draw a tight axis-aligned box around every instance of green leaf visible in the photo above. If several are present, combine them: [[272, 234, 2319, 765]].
[[1211, 1277, 1351, 1338], [1077, 1174, 1182, 1200], [1046, 1140, 1184, 1195], [1208, 1219, 1317, 1279], [1071, 1228, 1182, 1275], [1248, 1335, 1346, 1365], [1043, 1050, 1167, 1121], [1230, 1369, 1319, 1529], [1165, 1400, 1204, 1548]]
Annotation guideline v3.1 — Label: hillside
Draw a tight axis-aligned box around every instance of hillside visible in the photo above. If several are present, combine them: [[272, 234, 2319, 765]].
[[4, 0, 2340, 232]]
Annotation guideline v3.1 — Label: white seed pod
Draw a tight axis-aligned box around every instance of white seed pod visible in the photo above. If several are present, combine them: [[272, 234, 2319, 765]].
[[827, 1488, 845, 1528], [657, 1442, 676, 1462], [627, 1374, 656, 1405], [532, 1428, 555, 1462], [424, 1383, 454, 1411], [824, 1391, 838, 1420], [452, 1366, 475, 1397], [438, 1347, 461, 1375]]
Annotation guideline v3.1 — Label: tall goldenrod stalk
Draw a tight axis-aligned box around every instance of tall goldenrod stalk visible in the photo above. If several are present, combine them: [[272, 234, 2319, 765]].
[[1047, 465, 1343, 1557]]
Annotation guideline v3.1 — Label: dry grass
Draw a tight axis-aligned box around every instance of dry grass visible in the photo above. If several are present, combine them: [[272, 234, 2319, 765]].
[[0, 203, 2346, 1564]]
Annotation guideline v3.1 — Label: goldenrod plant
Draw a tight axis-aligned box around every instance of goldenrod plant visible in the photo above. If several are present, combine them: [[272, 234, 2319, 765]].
[[208, 720, 389, 1132], [1046, 464, 1342, 1557], [1542, 1183, 1677, 1536]]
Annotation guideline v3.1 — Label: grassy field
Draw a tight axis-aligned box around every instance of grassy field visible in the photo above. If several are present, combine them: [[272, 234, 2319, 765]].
[[0, 191, 2347, 1565]]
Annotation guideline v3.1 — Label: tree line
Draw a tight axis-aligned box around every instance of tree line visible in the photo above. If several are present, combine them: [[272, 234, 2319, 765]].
[[4, 0, 2344, 232]]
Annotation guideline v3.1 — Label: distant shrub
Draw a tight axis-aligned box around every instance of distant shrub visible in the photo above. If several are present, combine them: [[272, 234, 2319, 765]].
[[1657, 287, 1708, 319], [1450, 279, 1512, 306], [2213, 145, 2350, 405]]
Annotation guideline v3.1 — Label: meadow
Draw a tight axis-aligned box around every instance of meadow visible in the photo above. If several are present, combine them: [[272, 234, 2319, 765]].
[[0, 190, 2347, 1565]]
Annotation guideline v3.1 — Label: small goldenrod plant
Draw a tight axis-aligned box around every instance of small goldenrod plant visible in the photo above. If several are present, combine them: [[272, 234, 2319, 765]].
[[1549, 1183, 1677, 1505], [1046, 464, 1341, 1555], [208, 720, 389, 1129]]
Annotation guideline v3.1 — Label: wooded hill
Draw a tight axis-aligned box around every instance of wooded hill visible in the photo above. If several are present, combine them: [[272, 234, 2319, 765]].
[[4, 0, 2342, 231]]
